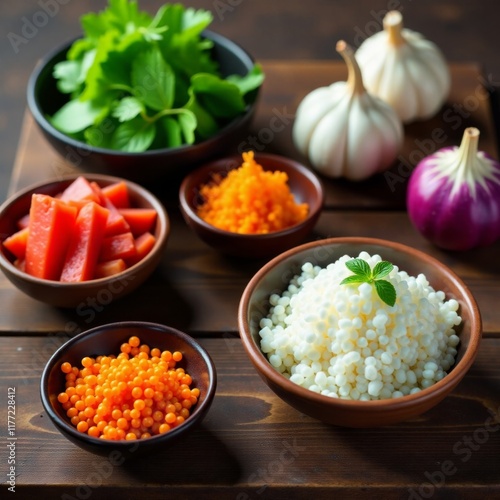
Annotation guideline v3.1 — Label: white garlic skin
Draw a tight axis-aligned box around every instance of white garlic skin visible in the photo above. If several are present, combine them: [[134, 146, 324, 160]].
[[293, 82, 404, 181], [355, 13, 451, 123]]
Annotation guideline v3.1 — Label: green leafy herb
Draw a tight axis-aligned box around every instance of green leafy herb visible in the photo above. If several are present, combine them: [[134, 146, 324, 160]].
[[340, 258, 397, 307], [49, 0, 265, 152]]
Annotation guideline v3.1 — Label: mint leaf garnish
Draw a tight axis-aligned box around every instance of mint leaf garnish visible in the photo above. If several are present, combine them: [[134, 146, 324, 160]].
[[340, 258, 397, 307], [374, 279, 397, 307], [344, 258, 371, 280]]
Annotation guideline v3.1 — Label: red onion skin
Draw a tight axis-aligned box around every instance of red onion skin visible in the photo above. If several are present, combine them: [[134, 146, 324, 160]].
[[407, 148, 500, 251]]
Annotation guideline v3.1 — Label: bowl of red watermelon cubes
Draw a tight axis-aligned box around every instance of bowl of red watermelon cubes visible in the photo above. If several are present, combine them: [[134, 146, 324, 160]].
[[0, 174, 169, 307]]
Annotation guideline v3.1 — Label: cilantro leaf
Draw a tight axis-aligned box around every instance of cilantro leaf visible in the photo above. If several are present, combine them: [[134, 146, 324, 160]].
[[159, 116, 182, 148], [184, 91, 218, 140], [177, 110, 197, 144], [191, 73, 246, 118], [132, 46, 175, 111], [112, 96, 144, 122], [50, 98, 104, 134], [227, 64, 265, 96], [111, 116, 156, 152]]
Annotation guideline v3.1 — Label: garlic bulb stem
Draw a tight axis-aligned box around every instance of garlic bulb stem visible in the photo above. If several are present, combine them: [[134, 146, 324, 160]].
[[336, 40, 365, 95], [384, 10, 405, 46]]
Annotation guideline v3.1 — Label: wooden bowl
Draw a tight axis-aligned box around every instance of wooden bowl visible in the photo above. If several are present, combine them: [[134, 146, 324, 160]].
[[0, 174, 169, 308], [238, 237, 482, 427], [40, 321, 217, 457], [179, 153, 324, 258], [26, 31, 260, 183]]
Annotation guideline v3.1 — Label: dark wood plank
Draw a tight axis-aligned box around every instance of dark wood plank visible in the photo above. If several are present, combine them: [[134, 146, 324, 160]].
[[0, 209, 498, 336], [9, 63, 498, 211], [4, 336, 500, 498], [255, 62, 498, 209]]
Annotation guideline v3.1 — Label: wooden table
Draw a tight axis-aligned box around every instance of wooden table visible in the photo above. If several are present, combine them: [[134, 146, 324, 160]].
[[2, 61, 500, 499]]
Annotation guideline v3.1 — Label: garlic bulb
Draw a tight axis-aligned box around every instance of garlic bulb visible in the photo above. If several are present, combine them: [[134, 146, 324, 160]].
[[293, 40, 403, 181], [355, 10, 450, 123]]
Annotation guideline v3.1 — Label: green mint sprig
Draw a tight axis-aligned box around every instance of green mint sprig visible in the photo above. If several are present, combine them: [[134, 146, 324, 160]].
[[340, 258, 397, 307]]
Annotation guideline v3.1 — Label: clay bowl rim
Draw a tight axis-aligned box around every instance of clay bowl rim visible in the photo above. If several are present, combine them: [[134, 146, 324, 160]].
[[178, 152, 325, 243], [40, 321, 217, 453], [238, 236, 483, 414], [0, 173, 170, 289]]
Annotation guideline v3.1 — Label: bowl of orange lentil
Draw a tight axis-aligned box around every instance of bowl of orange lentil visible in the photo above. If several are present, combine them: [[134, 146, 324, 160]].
[[179, 152, 324, 258], [40, 321, 216, 457]]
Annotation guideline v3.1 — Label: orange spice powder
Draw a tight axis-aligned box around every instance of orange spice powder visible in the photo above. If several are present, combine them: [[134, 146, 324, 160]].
[[196, 151, 309, 234]]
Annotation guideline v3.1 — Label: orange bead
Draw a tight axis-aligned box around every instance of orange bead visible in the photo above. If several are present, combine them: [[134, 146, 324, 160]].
[[143, 387, 154, 399], [133, 399, 145, 411], [131, 387, 143, 399], [88, 426, 100, 438], [128, 336, 140, 347], [81, 357, 93, 368], [117, 418, 129, 430], [111, 409, 122, 421], [57, 392, 69, 404], [77, 421, 89, 433], [58, 337, 197, 440], [165, 412, 176, 424], [120, 343, 131, 354], [159, 423, 170, 434], [142, 417, 154, 428], [67, 408, 78, 418], [61, 362, 72, 374]]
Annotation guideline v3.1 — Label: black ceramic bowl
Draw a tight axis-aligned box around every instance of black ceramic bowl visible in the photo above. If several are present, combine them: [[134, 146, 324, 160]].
[[40, 321, 217, 457], [27, 31, 260, 183]]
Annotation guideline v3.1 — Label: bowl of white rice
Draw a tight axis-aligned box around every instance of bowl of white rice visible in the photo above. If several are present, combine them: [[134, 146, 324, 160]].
[[238, 237, 482, 427]]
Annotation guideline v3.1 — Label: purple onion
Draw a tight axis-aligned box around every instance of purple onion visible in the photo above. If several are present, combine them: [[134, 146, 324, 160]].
[[407, 127, 500, 251]]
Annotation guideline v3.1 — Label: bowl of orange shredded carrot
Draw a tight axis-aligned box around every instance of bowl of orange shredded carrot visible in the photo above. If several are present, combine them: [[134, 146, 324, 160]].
[[179, 152, 324, 258], [40, 321, 216, 457]]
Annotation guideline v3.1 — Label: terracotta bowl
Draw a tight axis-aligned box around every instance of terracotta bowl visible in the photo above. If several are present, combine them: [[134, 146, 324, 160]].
[[179, 153, 324, 258], [0, 173, 169, 308], [40, 321, 217, 457], [26, 31, 260, 183], [238, 237, 482, 427]]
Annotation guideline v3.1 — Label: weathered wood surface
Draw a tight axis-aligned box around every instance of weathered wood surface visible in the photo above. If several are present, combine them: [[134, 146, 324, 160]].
[[2, 63, 499, 337], [1, 61, 500, 499], [3, 336, 500, 499]]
